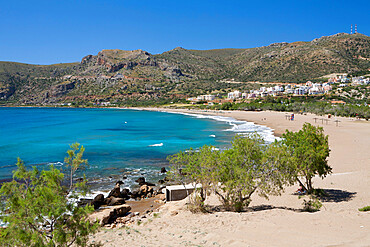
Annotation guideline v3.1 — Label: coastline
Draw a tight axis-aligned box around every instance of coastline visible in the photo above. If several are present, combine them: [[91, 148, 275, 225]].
[[93, 107, 370, 246]]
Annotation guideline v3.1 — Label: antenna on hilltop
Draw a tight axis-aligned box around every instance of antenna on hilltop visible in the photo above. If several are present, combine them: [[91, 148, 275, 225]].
[[351, 24, 353, 34], [355, 24, 357, 33]]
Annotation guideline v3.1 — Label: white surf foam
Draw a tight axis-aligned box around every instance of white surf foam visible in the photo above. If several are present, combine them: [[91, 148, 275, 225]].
[[209, 134, 216, 137], [149, 143, 163, 147], [168, 111, 279, 143]]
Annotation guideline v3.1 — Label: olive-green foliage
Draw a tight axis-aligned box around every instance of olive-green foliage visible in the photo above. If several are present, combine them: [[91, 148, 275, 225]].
[[302, 195, 323, 212], [214, 135, 294, 211], [168, 145, 219, 212], [0, 143, 99, 247], [168, 134, 294, 212], [282, 123, 331, 193], [358, 206, 370, 212]]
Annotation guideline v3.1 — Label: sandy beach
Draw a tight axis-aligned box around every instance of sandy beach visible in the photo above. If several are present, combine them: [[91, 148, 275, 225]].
[[93, 108, 370, 247]]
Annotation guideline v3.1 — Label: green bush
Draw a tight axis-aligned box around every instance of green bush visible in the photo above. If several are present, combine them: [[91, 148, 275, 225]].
[[302, 196, 323, 212], [358, 206, 370, 212], [0, 143, 99, 246]]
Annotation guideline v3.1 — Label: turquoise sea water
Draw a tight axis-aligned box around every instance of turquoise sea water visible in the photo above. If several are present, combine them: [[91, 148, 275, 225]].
[[0, 107, 275, 190]]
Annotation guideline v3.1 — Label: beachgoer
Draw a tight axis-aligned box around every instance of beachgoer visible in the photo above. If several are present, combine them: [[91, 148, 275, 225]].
[[296, 186, 305, 194]]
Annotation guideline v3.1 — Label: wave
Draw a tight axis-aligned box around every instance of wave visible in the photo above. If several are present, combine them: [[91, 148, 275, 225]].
[[168, 111, 278, 143], [209, 134, 216, 137], [149, 143, 163, 147], [47, 161, 64, 167]]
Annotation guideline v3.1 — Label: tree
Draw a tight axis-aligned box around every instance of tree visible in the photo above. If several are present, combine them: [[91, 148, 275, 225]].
[[167, 145, 220, 211], [282, 123, 331, 193], [0, 143, 99, 247], [214, 135, 293, 211], [168, 134, 293, 212]]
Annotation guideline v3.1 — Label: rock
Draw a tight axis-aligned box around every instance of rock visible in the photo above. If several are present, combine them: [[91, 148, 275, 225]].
[[140, 184, 149, 194], [89, 205, 131, 226], [160, 167, 167, 173], [107, 197, 125, 206], [50, 81, 76, 97], [158, 179, 165, 184], [78, 198, 93, 207], [91, 194, 105, 209], [154, 199, 165, 204], [130, 189, 140, 199], [139, 184, 154, 198], [135, 177, 146, 185], [108, 181, 124, 198], [104, 197, 112, 205], [170, 210, 178, 216], [146, 182, 156, 186], [120, 188, 131, 200]]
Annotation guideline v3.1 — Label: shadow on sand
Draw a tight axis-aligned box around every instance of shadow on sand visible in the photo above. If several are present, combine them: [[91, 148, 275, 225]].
[[249, 205, 301, 212], [203, 188, 356, 213], [318, 189, 357, 203], [205, 204, 302, 213]]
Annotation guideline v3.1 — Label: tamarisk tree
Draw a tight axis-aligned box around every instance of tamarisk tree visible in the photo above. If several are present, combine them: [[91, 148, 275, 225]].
[[168, 134, 294, 212], [0, 143, 99, 247], [282, 123, 331, 193]]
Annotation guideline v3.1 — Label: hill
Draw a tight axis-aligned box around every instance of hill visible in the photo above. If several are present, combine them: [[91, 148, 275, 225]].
[[0, 33, 369, 105]]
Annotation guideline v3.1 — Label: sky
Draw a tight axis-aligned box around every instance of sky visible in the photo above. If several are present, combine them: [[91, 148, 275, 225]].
[[1, 0, 369, 65]]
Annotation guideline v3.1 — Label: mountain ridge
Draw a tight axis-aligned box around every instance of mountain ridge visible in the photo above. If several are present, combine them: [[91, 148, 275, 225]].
[[1, 33, 369, 105]]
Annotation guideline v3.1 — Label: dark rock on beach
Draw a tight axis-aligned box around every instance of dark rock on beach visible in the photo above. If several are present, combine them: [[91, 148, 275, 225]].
[[107, 181, 124, 198], [135, 177, 146, 186], [107, 197, 125, 206], [89, 205, 131, 226], [120, 188, 131, 200], [92, 194, 105, 209]]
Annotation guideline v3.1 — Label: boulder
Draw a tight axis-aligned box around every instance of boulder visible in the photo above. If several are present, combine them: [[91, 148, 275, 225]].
[[104, 197, 112, 205], [135, 177, 155, 186], [108, 181, 124, 198], [89, 205, 131, 226], [91, 194, 105, 210], [135, 177, 146, 186], [107, 197, 125, 206], [140, 184, 150, 194], [160, 167, 167, 173], [139, 184, 154, 198], [120, 188, 131, 200], [78, 198, 93, 207]]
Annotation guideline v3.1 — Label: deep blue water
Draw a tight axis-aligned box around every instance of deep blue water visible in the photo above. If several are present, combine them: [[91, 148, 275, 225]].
[[0, 107, 275, 190]]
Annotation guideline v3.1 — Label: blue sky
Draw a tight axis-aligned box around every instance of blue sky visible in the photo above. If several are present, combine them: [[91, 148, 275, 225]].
[[1, 0, 369, 64]]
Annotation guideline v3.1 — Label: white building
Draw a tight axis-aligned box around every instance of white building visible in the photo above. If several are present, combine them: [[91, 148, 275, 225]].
[[227, 91, 242, 99]]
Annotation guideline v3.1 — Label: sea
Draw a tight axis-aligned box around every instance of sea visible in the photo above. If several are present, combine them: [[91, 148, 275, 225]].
[[0, 107, 276, 193]]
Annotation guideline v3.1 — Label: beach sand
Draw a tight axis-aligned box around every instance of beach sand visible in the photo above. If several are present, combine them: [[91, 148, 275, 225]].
[[92, 108, 370, 247]]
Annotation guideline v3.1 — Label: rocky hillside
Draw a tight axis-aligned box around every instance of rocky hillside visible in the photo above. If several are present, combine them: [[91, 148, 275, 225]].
[[1, 33, 369, 105]]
